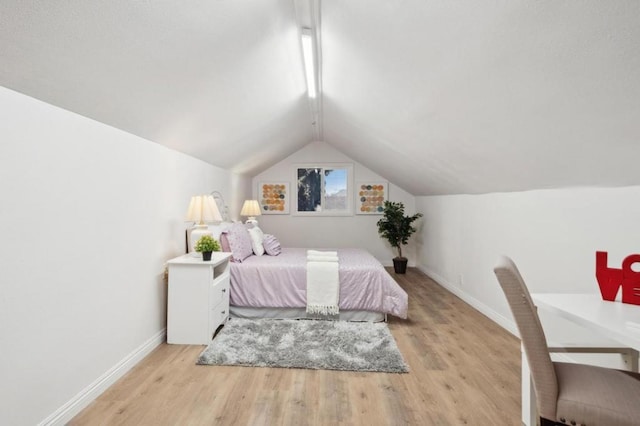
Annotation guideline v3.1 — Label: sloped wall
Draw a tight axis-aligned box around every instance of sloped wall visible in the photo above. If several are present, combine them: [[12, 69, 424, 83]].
[[416, 186, 640, 346], [252, 141, 418, 266], [0, 87, 251, 425]]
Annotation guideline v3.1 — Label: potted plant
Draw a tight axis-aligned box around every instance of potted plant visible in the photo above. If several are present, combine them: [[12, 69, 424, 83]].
[[377, 201, 423, 274], [194, 235, 221, 261]]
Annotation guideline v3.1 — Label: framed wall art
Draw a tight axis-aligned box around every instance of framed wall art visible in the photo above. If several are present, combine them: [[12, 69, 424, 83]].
[[259, 182, 290, 214], [356, 182, 388, 215]]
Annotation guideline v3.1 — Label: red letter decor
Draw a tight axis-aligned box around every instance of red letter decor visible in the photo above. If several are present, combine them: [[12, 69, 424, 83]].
[[596, 251, 640, 305]]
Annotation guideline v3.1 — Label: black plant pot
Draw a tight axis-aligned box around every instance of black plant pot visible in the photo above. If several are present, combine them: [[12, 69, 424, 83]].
[[393, 257, 408, 274], [202, 251, 213, 261]]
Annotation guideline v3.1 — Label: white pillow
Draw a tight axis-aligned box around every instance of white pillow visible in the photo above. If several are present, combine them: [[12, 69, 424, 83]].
[[247, 226, 265, 256]]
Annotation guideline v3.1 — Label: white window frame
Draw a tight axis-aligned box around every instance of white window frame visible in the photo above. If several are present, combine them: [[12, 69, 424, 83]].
[[293, 163, 354, 216]]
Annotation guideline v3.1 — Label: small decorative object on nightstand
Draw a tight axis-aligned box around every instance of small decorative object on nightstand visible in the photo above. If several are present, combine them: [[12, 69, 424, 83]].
[[194, 235, 220, 261], [166, 252, 232, 345]]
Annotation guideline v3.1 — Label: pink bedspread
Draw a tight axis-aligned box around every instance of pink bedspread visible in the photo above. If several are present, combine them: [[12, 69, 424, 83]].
[[229, 248, 408, 319]]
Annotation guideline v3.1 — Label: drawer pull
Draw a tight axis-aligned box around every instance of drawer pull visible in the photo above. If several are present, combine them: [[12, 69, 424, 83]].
[[221, 310, 226, 315], [221, 288, 226, 293]]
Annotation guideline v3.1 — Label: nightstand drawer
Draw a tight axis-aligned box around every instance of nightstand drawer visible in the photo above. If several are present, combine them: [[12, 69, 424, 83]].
[[209, 272, 229, 307], [209, 300, 229, 332]]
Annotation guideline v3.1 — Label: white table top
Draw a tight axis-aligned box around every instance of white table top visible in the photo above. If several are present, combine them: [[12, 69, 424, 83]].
[[166, 252, 232, 265], [533, 293, 640, 351]]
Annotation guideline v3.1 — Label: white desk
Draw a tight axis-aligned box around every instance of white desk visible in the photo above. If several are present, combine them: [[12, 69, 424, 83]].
[[521, 293, 640, 425], [533, 293, 640, 349]]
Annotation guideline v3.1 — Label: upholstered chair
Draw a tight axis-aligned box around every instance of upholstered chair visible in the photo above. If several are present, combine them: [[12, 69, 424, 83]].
[[494, 255, 640, 426]]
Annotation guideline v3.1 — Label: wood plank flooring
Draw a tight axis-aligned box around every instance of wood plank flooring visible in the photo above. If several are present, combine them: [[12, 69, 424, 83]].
[[70, 268, 521, 425]]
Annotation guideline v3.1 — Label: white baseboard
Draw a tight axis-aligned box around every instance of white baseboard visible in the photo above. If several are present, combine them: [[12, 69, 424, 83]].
[[417, 265, 519, 337], [39, 328, 166, 426]]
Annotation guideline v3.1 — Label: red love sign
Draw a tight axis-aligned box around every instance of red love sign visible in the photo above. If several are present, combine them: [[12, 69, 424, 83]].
[[595, 251, 640, 305]]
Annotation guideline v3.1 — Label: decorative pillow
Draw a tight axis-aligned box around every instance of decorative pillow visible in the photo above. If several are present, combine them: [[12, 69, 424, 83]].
[[225, 222, 254, 262], [262, 234, 282, 256], [247, 226, 265, 256], [219, 233, 231, 253]]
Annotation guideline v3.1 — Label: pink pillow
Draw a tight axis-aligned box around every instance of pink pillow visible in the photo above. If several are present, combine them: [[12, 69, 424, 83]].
[[219, 233, 231, 253], [263, 234, 281, 256], [224, 223, 254, 262]]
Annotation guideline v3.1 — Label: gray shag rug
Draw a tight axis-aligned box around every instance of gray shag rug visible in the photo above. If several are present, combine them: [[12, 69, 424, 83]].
[[197, 318, 408, 373]]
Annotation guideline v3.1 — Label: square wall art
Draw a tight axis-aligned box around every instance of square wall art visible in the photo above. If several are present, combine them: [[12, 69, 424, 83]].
[[356, 182, 388, 214], [259, 182, 289, 214]]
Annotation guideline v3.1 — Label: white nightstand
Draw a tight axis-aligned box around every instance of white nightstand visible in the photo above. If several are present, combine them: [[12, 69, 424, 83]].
[[166, 252, 232, 345]]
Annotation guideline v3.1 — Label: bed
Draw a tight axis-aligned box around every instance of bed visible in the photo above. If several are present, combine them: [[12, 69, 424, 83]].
[[228, 247, 408, 322]]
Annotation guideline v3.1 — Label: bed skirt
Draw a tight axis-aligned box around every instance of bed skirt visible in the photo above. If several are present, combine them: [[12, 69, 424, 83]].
[[229, 306, 386, 322]]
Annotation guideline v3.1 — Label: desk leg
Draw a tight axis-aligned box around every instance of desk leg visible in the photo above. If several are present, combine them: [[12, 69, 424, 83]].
[[521, 345, 537, 426]]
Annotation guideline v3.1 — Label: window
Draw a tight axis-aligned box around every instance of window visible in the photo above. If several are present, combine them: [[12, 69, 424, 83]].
[[295, 164, 353, 216]]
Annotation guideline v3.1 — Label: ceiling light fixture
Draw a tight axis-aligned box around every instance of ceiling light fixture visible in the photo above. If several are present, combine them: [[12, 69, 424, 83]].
[[301, 28, 316, 99]]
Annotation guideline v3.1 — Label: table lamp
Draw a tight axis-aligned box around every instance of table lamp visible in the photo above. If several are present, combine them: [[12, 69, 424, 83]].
[[240, 199, 262, 226], [186, 195, 222, 254]]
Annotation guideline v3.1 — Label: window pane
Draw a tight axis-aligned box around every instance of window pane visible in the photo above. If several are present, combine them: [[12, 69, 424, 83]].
[[297, 168, 322, 212], [324, 168, 347, 211]]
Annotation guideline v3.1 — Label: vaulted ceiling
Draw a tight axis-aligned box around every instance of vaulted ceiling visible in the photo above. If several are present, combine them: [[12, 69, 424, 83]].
[[1, 1, 639, 195]]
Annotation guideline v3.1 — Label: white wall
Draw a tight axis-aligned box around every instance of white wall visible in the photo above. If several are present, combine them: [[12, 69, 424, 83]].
[[252, 141, 418, 266], [416, 186, 640, 346], [0, 87, 251, 425]]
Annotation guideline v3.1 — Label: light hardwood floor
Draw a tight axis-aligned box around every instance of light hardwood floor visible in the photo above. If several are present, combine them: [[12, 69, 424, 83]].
[[70, 268, 521, 425]]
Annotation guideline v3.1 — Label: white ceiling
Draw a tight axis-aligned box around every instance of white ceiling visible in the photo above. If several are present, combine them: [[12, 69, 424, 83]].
[[1, 1, 639, 195]]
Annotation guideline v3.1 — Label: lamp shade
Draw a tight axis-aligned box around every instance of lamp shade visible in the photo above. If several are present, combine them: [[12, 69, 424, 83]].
[[240, 200, 262, 217], [186, 195, 222, 224]]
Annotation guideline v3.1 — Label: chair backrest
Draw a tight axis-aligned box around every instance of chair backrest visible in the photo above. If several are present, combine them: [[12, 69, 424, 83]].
[[493, 255, 558, 421]]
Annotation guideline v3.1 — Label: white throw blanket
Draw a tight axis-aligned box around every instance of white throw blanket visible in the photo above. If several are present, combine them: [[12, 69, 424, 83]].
[[307, 255, 339, 262], [307, 250, 338, 258], [306, 250, 339, 315]]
